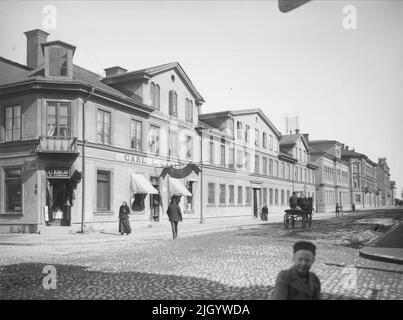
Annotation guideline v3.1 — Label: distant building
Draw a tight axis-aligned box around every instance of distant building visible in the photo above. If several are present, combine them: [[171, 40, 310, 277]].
[[377, 158, 392, 207], [309, 140, 351, 212]]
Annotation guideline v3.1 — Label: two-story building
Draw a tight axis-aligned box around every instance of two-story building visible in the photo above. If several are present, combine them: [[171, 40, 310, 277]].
[[0, 29, 205, 233], [198, 112, 317, 217]]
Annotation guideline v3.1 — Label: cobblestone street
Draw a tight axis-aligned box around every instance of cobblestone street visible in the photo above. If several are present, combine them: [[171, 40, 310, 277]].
[[1, 209, 403, 300]]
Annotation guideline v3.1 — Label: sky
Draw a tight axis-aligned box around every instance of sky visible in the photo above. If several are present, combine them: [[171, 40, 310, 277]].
[[1, 0, 403, 196]]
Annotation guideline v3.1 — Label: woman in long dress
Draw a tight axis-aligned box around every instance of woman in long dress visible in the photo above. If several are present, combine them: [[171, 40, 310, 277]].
[[119, 201, 131, 235]]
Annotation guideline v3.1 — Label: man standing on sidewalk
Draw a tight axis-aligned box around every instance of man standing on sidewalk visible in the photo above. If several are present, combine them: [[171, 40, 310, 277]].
[[167, 197, 182, 239], [272, 241, 321, 300]]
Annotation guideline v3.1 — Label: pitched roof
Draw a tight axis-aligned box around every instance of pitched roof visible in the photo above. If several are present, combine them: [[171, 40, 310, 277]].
[[280, 133, 309, 150], [341, 148, 366, 159], [103, 61, 205, 103], [202, 108, 281, 138]]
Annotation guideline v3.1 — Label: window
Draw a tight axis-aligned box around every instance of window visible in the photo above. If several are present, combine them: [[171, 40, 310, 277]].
[[219, 184, 226, 204], [275, 189, 279, 205], [209, 137, 214, 164], [228, 118, 234, 135], [299, 148, 302, 161], [229, 147, 234, 169], [237, 150, 243, 169], [263, 157, 267, 175], [5, 167, 22, 212], [229, 185, 234, 204], [149, 125, 160, 155], [287, 164, 291, 179], [185, 98, 193, 122], [246, 187, 251, 205], [237, 186, 243, 204], [274, 160, 279, 177], [168, 131, 178, 159], [269, 135, 273, 150], [208, 183, 215, 204], [96, 109, 110, 144], [304, 169, 307, 182], [287, 190, 290, 202], [255, 129, 259, 146], [263, 132, 267, 148], [130, 120, 142, 150], [254, 155, 259, 174], [245, 125, 250, 143], [269, 188, 273, 205], [186, 136, 193, 160], [220, 138, 225, 167], [169, 90, 177, 116], [5, 105, 21, 141], [281, 190, 285, 206], [281, 162, 285, 179], [263, 188, 267, 205], [237, 121, 242, 140], [47, 102, 70, 137], [150, 82, 160, 110], [97, 170, 111, 211], [245, 152, 250, 171], [49, 47, 68, 77], [269, 159, 273, 176]]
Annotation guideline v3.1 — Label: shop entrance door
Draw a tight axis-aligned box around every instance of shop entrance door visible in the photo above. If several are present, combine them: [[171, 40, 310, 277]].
[[46, 179, 71, 226]]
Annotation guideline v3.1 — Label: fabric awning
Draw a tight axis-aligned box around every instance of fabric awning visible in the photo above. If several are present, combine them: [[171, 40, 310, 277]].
[[169, 178, 192, 196], [131, 174, 159, 194]]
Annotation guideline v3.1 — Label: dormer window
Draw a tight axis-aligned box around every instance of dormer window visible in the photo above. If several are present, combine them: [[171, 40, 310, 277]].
[[50, 47, 68, 76], [42, 40, 76, 79]]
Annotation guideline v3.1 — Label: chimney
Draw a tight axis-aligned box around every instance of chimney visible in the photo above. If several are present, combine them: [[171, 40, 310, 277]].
[[346, 145, 349, 150], [295, 129, 300, 134], [24, 29, 49, 69], [303, 133, 309, 143], [104, 66, 128, 77]]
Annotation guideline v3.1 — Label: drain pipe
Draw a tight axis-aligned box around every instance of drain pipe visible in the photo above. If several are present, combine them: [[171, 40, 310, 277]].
[[81, 86, 95, 233]]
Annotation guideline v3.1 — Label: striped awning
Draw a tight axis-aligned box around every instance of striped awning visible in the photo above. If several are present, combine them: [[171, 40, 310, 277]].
[[131, 174, 159, 194], [169, 177, 192, 196]]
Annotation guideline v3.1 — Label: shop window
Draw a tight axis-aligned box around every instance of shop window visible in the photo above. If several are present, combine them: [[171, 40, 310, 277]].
[[208, 183, 215, 204], [132, 193, 147, 211], [47, 102, 70, 137], [5, 105, 21, 141], [96, 170, 111, 211], [237, 186, 243, 204], [5, 167, 22, 212], [245, 187, 251, 206], [229, 185, 234, 204], [219, 184, 226, 205]]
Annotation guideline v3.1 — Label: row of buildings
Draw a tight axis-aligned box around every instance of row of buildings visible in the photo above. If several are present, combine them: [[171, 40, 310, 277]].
[[0, 29, 396, 233]]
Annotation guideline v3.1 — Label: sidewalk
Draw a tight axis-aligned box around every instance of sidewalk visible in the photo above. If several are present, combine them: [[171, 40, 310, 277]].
[[0, 211, 337, 246]]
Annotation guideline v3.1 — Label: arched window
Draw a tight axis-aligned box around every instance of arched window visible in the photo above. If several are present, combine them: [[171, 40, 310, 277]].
[[150, 82, 160, 110], [169, 90, 177, 116], [185, 98, 193, 122], [189, 100, 193, 122]]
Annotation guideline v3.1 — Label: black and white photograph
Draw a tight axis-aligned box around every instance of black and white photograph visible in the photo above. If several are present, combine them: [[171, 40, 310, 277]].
[[0, 0, 402, 308]]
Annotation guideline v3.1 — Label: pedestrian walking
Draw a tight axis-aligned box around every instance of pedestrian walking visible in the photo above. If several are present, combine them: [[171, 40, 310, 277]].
[[119, 201, 131, 235], [167, 197, 182, 239], [335, 203, 340, 218], [352, 203, 355, 212], [261, 204, 268, 221], [273, 241, 321, 300]]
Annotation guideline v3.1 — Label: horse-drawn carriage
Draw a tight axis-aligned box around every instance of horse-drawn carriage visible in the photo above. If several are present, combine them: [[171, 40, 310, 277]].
[[283, 209, 312, 229]]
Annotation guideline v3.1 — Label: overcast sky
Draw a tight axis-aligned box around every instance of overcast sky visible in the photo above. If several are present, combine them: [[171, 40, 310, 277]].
[[1, 0, 402, 195]]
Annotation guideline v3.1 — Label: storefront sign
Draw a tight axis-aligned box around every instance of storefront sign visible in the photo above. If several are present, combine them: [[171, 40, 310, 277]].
[[46, 168, 70, 178], [115, 153, 176, 168]]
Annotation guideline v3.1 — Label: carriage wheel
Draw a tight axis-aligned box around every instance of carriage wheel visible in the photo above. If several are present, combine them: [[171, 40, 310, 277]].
[[283, 214, 289, 229]]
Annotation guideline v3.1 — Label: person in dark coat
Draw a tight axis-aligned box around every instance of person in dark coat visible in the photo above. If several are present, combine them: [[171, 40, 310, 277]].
[[119, 201, 131, 235], [261, 204, 269, 221], [289, 192, 302, 210], [273, 241, 321, 300], [167, 197, 182, 239]]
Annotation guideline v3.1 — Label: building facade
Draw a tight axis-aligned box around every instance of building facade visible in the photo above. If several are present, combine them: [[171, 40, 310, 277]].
[[309, 140, 351, 212], [376, 158, 392, 207]]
